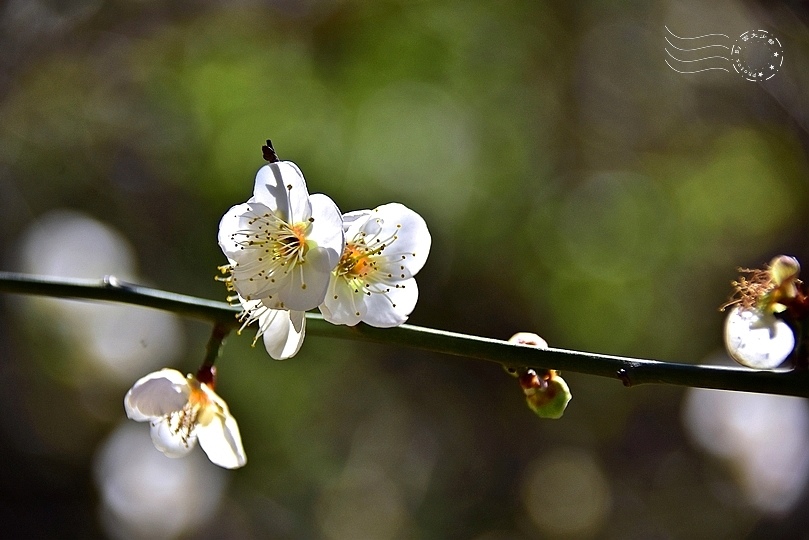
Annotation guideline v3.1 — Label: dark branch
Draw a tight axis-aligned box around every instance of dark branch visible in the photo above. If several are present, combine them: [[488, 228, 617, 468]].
[[2, 272, 808, 397]]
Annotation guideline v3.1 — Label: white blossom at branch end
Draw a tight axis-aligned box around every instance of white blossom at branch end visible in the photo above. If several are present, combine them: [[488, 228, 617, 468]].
[[124, 368, 246, 469]]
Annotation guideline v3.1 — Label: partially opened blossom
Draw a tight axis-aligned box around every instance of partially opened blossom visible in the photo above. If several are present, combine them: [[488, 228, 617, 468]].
[[319, 203, 431, 327], [237, 295, 305, 360], [721, 256, 800, 369], [724, 306, 794, 369], [124, 367, 246, 469], [218, 160, 344, 311]]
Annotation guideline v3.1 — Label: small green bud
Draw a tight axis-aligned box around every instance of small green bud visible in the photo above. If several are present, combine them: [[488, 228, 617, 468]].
[[520, 369, 572, 419], [507, 332, 571, 419]]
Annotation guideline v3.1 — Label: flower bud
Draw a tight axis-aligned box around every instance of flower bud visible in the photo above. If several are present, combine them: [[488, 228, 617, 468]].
[[507, 332, 571, 419], [769, 255, 800, 288], [519, 369, 572, 419], [508, 332, 549, 349], [766, 255, 800, 312]]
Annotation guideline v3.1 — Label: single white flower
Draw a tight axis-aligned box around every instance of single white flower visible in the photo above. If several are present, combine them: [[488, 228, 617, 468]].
[[319, 203, 431, 327], [124, 367, 246, 469], [724, 305, 795, 369], [237, 295, 306, 360], [218, 160, 345, 311]]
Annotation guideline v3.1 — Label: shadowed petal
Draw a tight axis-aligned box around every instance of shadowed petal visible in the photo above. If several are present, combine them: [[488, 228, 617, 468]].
[[249, 162, 311, 223], [125, 369, 189, 421], [260, 308, 306, 360], [307, 193, 345, 268]]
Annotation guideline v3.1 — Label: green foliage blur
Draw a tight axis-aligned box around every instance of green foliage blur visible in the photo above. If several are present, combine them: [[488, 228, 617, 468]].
[[1, 0, 809, 538]]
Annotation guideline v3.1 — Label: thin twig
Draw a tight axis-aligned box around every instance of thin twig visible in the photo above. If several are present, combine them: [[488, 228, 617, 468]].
[[2, 272, 808, 397]]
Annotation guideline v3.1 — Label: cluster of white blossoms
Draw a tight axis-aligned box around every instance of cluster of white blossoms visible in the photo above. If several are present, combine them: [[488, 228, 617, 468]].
[[722, 255, 801, 370], [217, 144, 431, 360], [124, 142, 430, 469]]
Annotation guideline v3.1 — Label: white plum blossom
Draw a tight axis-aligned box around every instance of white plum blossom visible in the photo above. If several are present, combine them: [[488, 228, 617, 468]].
[[218, 160, 345, 311], [237, 295, 306, 360], [724, 306, 794, 369], [124, 368, 246, 469], [319, 203, 431, 327]]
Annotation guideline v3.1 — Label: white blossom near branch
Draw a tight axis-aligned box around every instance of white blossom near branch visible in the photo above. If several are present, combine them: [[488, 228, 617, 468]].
[[319, 203, 431, 327], [218, 161, 344, 311], [124, 368, 246, 469]]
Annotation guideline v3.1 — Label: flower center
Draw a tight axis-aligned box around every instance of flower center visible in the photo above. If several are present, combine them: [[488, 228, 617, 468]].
[[167, 385, 211, 446], [241, 216, 311, 268], [337, 242, 378, 279], [275, 222, 310, 262], [333, 223, 405, 299]]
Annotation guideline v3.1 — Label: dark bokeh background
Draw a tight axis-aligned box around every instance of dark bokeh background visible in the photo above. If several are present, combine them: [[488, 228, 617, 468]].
[[2, 0, 809, 538]]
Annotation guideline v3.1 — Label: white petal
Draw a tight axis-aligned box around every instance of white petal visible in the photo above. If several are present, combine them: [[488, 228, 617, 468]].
[[196, 387, 247, 469], [361, 278, 419, 327], [149, 418, 197, 458], [343, 209, 375, 240], [341, 209, 372, 233], [261, 309, 306, 360], [272, 246, 334, 311], [217, 202, 254, 263], [307, 193, 345, 269], [368, 203, 431, 277], [196, 414, 247, 469], [319, 275, 366, 326], [724, 306, 795, 369], [249, 162, 311, 223], [125, 369, 190, 422]]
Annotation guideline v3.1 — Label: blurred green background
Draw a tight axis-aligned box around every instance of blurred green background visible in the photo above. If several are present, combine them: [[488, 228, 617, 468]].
[[2, 0, 809, 538]]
